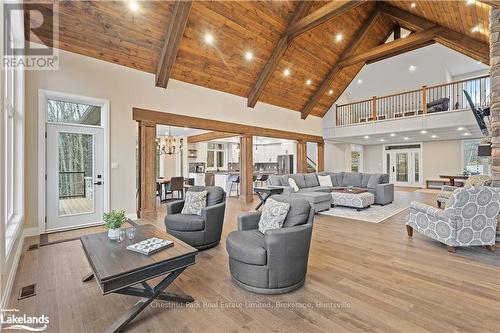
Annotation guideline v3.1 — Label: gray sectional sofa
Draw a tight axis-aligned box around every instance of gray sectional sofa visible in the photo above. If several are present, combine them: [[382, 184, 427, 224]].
[[268, 171, 394, 206]]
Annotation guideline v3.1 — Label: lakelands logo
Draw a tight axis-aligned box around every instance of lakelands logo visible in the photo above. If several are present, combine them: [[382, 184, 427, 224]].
[[3, 1, 59, 70], [1, 309, 49, 331]]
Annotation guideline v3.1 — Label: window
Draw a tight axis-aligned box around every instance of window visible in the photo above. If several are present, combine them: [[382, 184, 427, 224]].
[[3, 27, 24, 258], [47, 99, 101, 126], [350, 144, 363, 172], [463, 139, 490, 175], [207, 143, 225, 169]]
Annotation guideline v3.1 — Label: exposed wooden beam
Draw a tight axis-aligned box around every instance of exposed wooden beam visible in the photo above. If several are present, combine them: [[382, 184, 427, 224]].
[[366, 40, 435, 65], [133, 108, 324, 143], [379, 3, 490, 64], [393, 24, 401, 40], [286, 0, 366, 39], [337, 26, 444, 67], [187, 131, 237, 143], [240, 135, 253, 204], [478, 1, 499, 7], [247, 1, 313, 108], [301, 7, 382, 119], [317, 141, 325, 172], [138, 120, 157, 218], [155, 0, 192, 88], [296, 141, 307, 173]]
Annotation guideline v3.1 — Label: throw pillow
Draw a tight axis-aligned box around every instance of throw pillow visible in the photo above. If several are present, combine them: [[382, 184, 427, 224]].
[[181, 190, 208, 215], [318, 175, 333, 187], [258, 198, 291, 234], [288, 178, 299, 192]]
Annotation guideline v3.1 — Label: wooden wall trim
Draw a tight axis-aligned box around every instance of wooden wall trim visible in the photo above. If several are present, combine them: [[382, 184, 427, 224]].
[[186, 131, 237, 143], [132, 108, 324, 142]]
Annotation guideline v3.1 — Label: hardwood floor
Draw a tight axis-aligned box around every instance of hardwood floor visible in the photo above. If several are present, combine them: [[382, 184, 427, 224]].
[[7, 192, 500, 332]]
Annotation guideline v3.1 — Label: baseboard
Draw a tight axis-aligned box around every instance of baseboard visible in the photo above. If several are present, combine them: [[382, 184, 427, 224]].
[[1, 227, 41, 309], [126, 212, 138, 220]]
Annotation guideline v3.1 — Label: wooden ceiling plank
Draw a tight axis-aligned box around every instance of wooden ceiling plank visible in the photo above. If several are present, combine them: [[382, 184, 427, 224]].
[[155, 0, 192, 88], [380, 3, 489, 64], [301, 7, 382, 119], [247, 1, 313, 108], [286, 0, 367, 39]]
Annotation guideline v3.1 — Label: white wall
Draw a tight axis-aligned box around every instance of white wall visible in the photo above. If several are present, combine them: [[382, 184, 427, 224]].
[[324, 142, 349, 172], [422, 140, 462, 180], [363, 145, 384, 173], [25, 49, 322, 228]]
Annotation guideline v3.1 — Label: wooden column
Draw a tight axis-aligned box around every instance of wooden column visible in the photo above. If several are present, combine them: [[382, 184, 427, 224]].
[[317, 141, 325, 172], [297, 140, 307, 173], [489, 7, 500, 241], [239, 135, 253, 204], [421, 85, 427, 113], [138, 120, 157, 218]]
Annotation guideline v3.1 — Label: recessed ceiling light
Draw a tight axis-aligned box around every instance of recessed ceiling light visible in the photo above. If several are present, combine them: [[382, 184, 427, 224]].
[[306, 79, 312, 86], [477, 61, 482, 64], [466, 0, 476, 5], [283, 68, 291, 76], [204, 33, 214, 44], [335, 34, 343, 42], [390, 133, 396, 137], [244, 51, 253, 61], [357, 79, 363, 84], [464, 132, 471, 136], [471, 25, 480, 33], [328, 89, 334, 95], [129, 1, 139, 12], [410, 2, 416, 8], [457, 127, 464, 131], [409, 65, 417, 72], [420, 130, 427, 134], [364, 135, 370, 139], [380, 138, 385, 142], [404, 137, 410, 140], [431, 134, 437, 138]]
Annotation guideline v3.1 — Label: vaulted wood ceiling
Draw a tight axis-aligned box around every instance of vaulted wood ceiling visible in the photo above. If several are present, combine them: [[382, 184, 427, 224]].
[[28, 1, 492, 118]]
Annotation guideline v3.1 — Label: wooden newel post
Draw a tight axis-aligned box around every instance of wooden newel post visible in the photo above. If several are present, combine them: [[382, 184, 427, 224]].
[[239, 134, 254, 204], [335, 103, 339, 126], [138, 120, 157, 218], [422, 85, 427, 114], [371, 96, 377, 121]]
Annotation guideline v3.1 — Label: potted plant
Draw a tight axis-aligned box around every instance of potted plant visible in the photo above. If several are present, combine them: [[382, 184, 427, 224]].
[[103, 210, 126, 240]]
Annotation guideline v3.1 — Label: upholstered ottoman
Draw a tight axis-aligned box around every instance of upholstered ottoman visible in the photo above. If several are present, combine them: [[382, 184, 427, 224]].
[[291, 192, 332, 212], [331, 192, 375, 211]]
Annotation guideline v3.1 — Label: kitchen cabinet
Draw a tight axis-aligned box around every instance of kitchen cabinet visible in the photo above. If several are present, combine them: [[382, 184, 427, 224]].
[[189, 173, 205, 186]]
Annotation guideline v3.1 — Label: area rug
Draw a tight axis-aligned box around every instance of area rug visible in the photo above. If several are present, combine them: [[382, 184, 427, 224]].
[[318, 203, 408, 223]]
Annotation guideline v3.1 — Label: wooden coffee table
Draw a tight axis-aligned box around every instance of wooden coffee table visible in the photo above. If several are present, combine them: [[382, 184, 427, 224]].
[[80, 224, 198, 333], [331, 187, 368, 194]]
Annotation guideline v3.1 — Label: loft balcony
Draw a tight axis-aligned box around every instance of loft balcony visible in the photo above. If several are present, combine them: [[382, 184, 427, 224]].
[[323, 75, 490, 140]]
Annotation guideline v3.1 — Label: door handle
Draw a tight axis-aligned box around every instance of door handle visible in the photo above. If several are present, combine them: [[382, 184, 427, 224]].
[[392, 166, 395, 172], [94, 181, 103, 186]]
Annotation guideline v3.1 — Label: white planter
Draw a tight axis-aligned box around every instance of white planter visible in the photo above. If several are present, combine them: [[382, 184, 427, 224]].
[[108, 228, 121, 240]]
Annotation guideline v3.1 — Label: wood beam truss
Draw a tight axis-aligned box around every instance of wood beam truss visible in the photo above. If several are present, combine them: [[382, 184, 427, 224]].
[[186, 131, 237, 144]]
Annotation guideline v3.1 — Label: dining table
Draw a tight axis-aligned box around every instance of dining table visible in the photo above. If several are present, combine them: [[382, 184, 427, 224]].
[[156, 178, 194, 201]]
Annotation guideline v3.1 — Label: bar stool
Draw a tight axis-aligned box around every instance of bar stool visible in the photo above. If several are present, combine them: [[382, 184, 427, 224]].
[[229, 175, 240, 197], [256, 174, 269, 187]]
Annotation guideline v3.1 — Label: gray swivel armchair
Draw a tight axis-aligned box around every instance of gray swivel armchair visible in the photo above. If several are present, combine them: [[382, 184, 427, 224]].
[[165, 186, 226, 250], [226, 195, 314, 294]]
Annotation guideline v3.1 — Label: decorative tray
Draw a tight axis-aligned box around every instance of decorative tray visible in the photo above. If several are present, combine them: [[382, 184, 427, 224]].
[[126, 237, 173, 255]]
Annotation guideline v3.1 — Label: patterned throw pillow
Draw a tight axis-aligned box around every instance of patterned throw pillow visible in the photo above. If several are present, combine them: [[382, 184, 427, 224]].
[[258, 198, 291, 234], [181, 190, 208, 216], [318, 175, 333, 187]]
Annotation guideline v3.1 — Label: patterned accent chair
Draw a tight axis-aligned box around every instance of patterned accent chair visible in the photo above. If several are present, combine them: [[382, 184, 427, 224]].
[[437, 175, 491, 208], [406, 186, 500, 253]]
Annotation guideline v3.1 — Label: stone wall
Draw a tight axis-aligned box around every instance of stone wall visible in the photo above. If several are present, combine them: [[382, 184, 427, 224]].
[[490, 7, 500, 241]]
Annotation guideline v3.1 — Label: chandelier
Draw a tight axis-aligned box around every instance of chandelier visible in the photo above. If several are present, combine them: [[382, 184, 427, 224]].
[[157, 127, 182, 155]]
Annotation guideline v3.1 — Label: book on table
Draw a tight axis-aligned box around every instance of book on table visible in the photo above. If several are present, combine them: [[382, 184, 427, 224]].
[[126, 237, 174, 255]]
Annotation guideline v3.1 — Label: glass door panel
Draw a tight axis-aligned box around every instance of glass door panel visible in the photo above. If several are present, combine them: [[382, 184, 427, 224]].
[[58, 132, 94, 216], [396, 153, 408, 182]]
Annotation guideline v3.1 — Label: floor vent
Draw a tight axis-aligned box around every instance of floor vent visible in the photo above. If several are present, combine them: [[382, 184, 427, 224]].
[[18, 284, 36, 300], [27, 244, 39, 251]]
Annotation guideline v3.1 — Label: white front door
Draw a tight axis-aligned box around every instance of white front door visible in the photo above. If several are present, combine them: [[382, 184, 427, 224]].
[[386, 148, 422, 187], [46, 123, 104, 231]]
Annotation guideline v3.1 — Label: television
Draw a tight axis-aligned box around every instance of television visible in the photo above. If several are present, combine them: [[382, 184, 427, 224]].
[[463, 90, 490, 137], [478, 144, 492, 157]]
